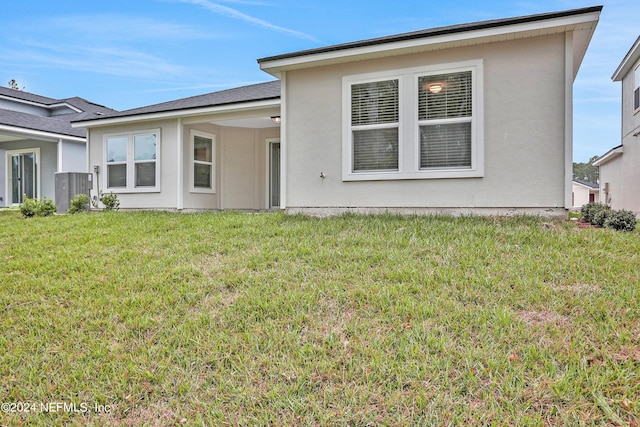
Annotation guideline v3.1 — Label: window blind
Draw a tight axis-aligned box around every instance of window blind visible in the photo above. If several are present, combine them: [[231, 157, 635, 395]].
[[419, 71, 472, 120], [351, 80, 399, 126], [353, 128, 399, 171], [420, 123, 471, 169]]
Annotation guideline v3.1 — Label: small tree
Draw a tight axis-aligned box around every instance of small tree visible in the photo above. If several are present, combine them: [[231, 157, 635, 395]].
[[8, 79, 24, 91]]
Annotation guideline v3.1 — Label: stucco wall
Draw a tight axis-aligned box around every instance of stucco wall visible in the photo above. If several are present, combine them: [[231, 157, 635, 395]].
[[621, 57, 640, 139], [88, 119, 179, 209], [599, 56, 640, 215], [60, 140, 87, 172], [88, 118, 280, 210], [283, 34, 568, 213]]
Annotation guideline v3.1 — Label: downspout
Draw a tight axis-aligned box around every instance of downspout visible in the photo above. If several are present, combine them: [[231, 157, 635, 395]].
[[564, 32, 574, 210]]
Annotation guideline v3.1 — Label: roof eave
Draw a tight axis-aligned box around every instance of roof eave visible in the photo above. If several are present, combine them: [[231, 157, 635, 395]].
[[611, 35, 640, 81], [593, 145, 624, 166], [259, 7, 602, 77], [0, 123, 86, 142], [72, 98, 281, 128]]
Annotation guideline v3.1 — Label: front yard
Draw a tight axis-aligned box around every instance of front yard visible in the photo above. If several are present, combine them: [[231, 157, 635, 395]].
[[0, 210, 638, 426]]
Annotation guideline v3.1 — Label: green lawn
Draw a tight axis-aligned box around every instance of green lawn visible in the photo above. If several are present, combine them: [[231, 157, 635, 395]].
[[1, 210, 638, 426]]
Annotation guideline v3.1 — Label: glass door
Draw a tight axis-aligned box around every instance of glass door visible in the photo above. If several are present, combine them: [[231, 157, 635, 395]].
[[269, 141, 280, 208], [10, 151, 38, 204]]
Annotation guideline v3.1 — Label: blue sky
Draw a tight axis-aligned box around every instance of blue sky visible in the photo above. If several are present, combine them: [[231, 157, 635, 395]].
[[1, 1, 638, 162]]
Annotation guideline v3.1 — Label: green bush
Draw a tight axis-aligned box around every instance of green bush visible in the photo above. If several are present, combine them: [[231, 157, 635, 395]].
[[581, 202, 609, 224], [20, 195, 56, 218], [580, 202, 595, 222], [68, 193, 90, 214], [100, 192, 120, 211], [592, 208, 612, 227], [604, 209, 637, 232]]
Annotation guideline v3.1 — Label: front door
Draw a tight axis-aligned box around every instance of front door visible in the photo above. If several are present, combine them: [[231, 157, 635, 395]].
[[8, 150, 38, 204], [268, 140, 280, 208]]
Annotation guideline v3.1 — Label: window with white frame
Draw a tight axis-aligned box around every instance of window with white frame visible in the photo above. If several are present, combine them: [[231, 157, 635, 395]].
[[343, 61, 482, 181], [190, 130, 216, 192], [105, 130, 159, 191], [351, 79, 399, 172], [634, 65, 640, 112]]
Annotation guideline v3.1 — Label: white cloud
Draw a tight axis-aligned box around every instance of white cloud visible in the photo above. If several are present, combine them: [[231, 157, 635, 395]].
[[1, 40, 187, 79], [46, 15, 219, 42], [177, 0, 318, 41]]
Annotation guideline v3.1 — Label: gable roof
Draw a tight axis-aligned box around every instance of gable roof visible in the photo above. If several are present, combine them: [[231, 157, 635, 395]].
[[0, 87, 115, 140], [73, 80, 281, 127], [259, 6, 602, 78], [572, 178, 599, 189], [593, 145, 624, 166], [612, 35, 640, 81]]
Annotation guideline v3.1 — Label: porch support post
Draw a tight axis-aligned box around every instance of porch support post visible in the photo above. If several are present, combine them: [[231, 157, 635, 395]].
[[177, 118, 183, 210], [57, 138, 63, 172], [280, 72, 287, 210]]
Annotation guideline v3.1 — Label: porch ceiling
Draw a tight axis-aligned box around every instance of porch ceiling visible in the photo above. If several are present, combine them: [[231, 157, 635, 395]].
[[209, 116, 279, 129]]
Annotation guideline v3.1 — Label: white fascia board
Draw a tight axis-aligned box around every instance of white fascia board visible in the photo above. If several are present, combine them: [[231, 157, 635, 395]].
[[572, 181, 598, 190], [592, 146, 623, 166], [0, 124, 85, 143], [72, 99, 281, 128], [612, 36, 640, 81], [260, 12, 600, 76]]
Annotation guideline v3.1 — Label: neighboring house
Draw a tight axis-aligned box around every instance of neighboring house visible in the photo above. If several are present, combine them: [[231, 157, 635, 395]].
[[74, 6, 601, 216], [0, 87, 114, 207], [593, 35, 640, 215], [572, 179, 599, 208]]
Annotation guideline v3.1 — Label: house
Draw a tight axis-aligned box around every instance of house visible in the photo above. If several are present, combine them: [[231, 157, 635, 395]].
[[0, 87, 114, 208], [593, 36, 640, 215], [73, 6, 602, 216], [572, 179, 599, 208]]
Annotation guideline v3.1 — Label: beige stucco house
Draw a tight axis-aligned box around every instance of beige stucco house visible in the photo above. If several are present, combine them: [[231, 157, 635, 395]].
[[74, 6, 601, 215], [593, 36, 640, 215], [572, 179, 599, 208]]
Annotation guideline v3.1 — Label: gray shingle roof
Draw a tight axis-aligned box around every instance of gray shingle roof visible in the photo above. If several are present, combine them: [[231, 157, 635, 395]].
[[0, 109, 86, 138], [573, 178, 599, 189], [0, 88, 116, 138], [258, 6, 603, 63], [74, 80, 281, 124]]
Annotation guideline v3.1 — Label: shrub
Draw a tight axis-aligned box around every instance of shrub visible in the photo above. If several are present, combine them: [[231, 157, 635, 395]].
[[19, 196, 39, 218], [20, 195, 56, 218], [581, 202, 609, 224], [592, 208, 612, 227], [604, 209, 637, 232], [100, 192, 120, 211], [68, 193, 90, 214]]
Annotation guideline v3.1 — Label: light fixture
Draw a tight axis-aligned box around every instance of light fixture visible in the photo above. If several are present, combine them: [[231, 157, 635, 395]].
[[427, 82, 446, 94], [271, 116, 281, 124]]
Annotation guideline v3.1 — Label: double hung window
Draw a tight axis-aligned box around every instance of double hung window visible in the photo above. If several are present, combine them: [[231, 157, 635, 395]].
[[190, 130, 216, 192], [343, 61, 482, 181], [105, 130, 160, 191]]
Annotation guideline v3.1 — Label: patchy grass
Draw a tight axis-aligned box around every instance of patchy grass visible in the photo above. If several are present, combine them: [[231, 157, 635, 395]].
[[0, 210, 638, 426]]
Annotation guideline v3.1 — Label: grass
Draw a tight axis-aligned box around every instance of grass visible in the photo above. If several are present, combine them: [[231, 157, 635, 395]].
[[0, 210, 638, 426]]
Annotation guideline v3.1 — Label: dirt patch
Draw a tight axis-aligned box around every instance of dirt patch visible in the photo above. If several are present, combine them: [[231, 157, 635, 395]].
[[516, 310, 569, 327]]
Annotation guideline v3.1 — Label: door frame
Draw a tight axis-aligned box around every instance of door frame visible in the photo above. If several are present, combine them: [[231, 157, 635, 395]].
[[6, 148, 41, 205], [265, 138, 281, 209]]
